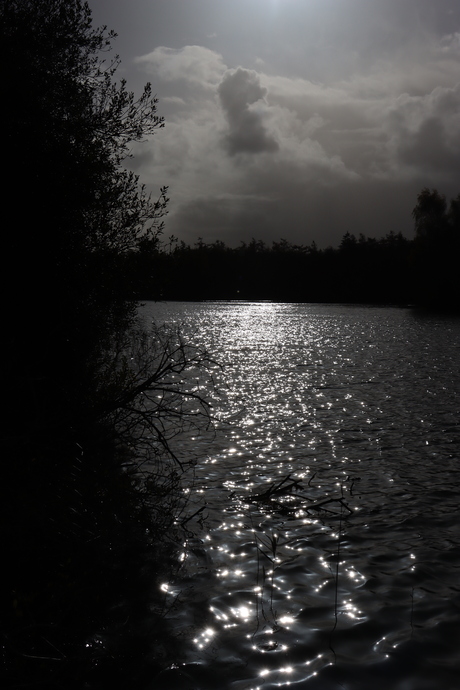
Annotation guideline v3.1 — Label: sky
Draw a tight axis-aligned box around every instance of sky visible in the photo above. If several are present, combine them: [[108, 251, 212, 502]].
[[90, 0, 460, 248]]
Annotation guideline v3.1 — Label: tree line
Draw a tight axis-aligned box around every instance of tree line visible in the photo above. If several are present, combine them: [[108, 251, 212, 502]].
[[128, 190, 460, 310]]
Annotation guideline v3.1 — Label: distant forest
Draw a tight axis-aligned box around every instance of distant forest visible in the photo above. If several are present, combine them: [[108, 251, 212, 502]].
[[128, 188, 460, 310]]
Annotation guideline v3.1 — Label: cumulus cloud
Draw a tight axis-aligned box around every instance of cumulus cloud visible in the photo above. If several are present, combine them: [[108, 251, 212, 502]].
[[385, 82, 460, 177], [439, 31, 460, 55], [218, 68, 279, 155], [135, 45, 226, 88], [128, 10, 460, 247]]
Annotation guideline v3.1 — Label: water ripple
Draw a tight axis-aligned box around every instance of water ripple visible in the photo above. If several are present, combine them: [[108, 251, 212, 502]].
[[144, 302, 460, 690]]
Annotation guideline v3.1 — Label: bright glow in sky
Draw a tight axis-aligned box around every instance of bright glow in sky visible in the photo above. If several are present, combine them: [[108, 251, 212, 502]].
[[90, 0, 460, 247]]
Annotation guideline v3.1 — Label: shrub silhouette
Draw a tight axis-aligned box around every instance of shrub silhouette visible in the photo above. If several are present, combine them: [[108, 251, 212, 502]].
[[1, 2, 210, 686]]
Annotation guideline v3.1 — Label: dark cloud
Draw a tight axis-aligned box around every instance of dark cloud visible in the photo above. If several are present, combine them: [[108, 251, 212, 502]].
[[170, 193, 275, 245], [386, 81, 460, 179], [401, 116, 460, 175], [218, 68, 279, 155], [167, 175, 423, 249], [91, 0, 460, 247]]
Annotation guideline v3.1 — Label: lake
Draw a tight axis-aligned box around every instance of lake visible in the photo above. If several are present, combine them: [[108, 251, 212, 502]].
[[140, 302, 460, 690]]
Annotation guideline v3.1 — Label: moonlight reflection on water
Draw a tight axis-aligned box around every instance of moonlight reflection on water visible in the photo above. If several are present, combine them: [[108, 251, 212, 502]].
[[143, 302, 460, 690]]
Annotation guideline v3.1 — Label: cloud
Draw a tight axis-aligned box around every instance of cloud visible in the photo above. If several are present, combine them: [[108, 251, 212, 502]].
[[218, 68, 279, 154], [162, 96, 186, 106], [170, 193, 275, 242], [130, 22, 460, 248], [439, 31, 460, 55], [135, 45, 226, 88], [385, 81, 460, 178]]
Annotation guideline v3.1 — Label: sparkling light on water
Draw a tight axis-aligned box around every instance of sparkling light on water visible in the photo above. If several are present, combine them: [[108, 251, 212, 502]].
[[141, 302, 460, 690]]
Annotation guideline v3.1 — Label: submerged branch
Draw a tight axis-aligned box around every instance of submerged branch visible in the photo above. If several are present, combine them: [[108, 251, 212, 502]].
[[247, 474, 355, 517]]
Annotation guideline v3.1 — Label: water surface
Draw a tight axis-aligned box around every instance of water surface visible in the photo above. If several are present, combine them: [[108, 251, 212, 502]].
[[141, 302, 460, 690]]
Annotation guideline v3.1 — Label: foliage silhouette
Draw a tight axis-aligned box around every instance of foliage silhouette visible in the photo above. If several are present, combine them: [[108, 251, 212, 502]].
[[411, 188, 460, 309], [129, 196, 459, 309], [130, 231, 415, 305], [1, 1, 212, 687], [3, 0, 169, 404]]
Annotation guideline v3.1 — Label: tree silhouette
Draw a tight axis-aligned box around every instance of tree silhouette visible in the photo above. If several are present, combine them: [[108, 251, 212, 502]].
[[411, 188, 459, 309], [1, 3, 198, 685], [2, 0, 168, 433], [412, 188, 448, 241]]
